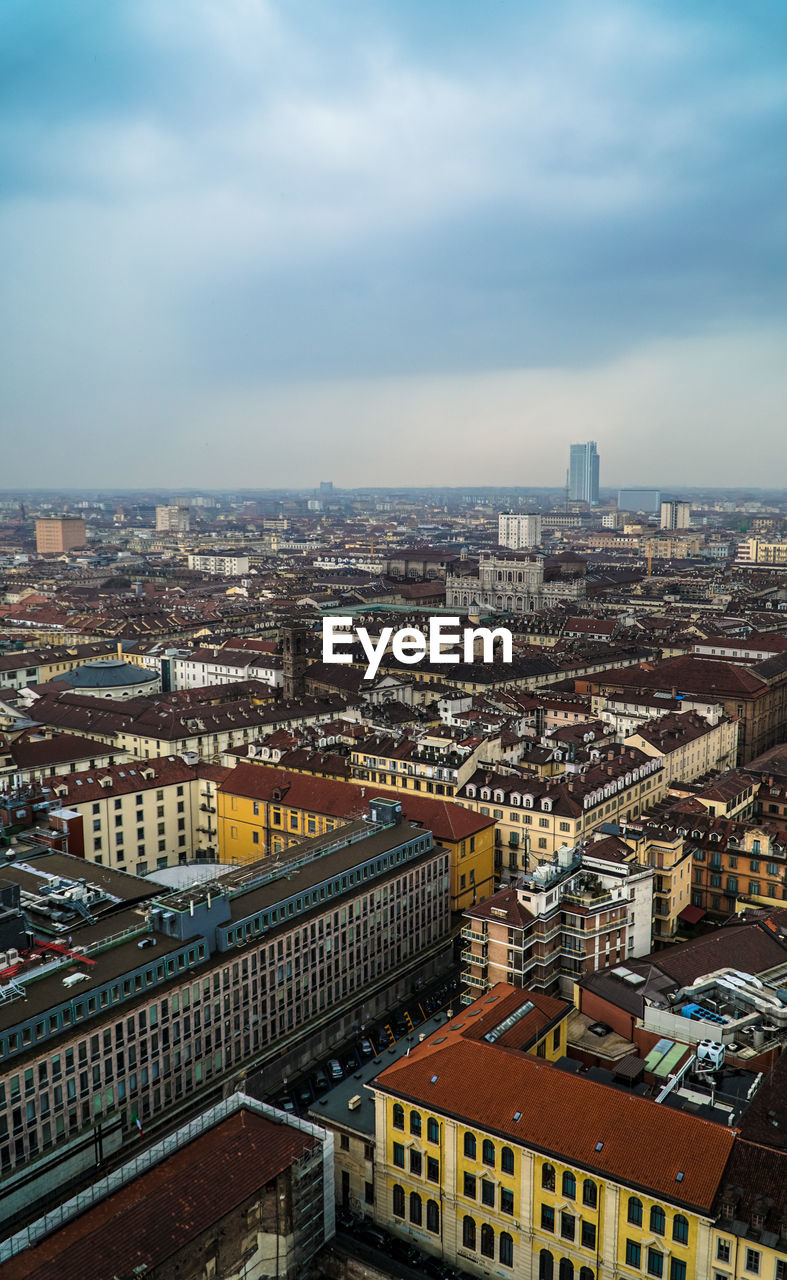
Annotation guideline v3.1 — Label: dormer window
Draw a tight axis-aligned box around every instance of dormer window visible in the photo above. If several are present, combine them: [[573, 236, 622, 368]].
[[541, 798, 552, 812], [523, 795, 534, 808], [480, 788, 491, 801], [510, 793, 520, 806], [494, 790, 504, 803]]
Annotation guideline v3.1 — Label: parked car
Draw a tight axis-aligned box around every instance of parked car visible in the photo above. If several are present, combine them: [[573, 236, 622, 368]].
[[274, 1093, 295, 1113], [359, 1037, 374, 1057], [313, 1069, 330, 1094], [327, 1058, 343, 1081], [297, 1083, 313, 1107], [357, 1225, 388, 1250]]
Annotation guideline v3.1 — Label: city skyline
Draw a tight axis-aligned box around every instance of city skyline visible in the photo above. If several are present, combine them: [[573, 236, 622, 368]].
[[2, 1, 787, 488]]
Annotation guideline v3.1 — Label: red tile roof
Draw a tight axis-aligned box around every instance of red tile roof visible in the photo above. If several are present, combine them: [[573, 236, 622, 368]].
[[218, 763, 495, 842], [1, 1109, 316, 1280], [375, 985, 735, 1212]]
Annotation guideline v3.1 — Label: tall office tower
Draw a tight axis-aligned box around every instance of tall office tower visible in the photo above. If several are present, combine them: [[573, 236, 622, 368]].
[[660, 500, 691, 531], [568, 441, 600, 504], [498, 513, 543, 549], [35, 516, 86, 554]]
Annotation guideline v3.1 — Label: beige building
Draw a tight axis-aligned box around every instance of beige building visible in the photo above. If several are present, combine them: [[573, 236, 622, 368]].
[[455, 753, 666, 875], [624, 712, 738, 783], [660, 499, 691, 530], [155, 504, 190, 532], [35, 517, 86, 554], [48, 754, 228, 872]]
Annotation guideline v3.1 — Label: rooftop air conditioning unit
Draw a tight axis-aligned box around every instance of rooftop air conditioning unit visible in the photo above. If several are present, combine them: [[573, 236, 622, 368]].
[[348, 1095, 362, 1111]]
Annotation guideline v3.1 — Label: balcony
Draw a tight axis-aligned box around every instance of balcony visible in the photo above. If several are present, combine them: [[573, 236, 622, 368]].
[[463, 973, 488, 991], [462, 949, 488, 968], [461, 927, 487, 944]]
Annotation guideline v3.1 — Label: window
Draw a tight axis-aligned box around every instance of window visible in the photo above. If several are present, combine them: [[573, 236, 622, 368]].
[[427, 1117, 439, 1143], [481, 1178, 495, 1207], [559, 1262, 575, 1280], [672, 1214, 688, 1245], [626, 1240, 641, 1267], [393, 1142, 405, 1169], [561, 1211, 575, 1240], [463, 1172, 476, 1199], [583, 1179, 597, 1208], [716, 1241, 731, 1263], [540, 1251, 554, 1280], [426, 1200, 440, 1234], [463, 1216, 476, 1250], [482, 1138, 495, 1166], [501, 1145, 514, 1174], [669, 1262, 687, 1280], [541, 1205, 555, 1233], [464, 1131, 476, 1159], [542, 1162, 556, 1191], [500, 1231, 514, 1267], [410, 1110, 421, 1136], [628, 1197, 644, 1227], [481, 1223, 495, 1259], [501, 1187, 514, 1216], [427, 1156, 439, 1183], [392, 1103, 404, 1130], [745, 1250, 760, 1275], [410, 1191, 422, 1225], [410, 1150, 422, 1176], [647, 1248, 664, 1278], [563, 1171, 576, 1199], [581, 1221, 596, 1250], [650, 1206, 666, 1236], [393, 1184, 405, 1218], [775, 1264, 787, 1280]]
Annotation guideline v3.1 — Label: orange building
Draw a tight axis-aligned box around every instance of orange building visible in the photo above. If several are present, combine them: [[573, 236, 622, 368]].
[[35, 517, 86, 554]]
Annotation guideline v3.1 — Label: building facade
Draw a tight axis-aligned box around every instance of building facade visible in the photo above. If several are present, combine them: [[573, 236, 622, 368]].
[[498, 514, 543, 550], [447, 554, 585, 614], [187, 553, 250, 576], [155, 505, 191, 533], [34, 518, 86, 555], [569, 442, 600, 504]]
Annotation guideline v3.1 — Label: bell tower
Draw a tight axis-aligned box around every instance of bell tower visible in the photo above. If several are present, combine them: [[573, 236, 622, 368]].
[[281, 625, 308, 700]]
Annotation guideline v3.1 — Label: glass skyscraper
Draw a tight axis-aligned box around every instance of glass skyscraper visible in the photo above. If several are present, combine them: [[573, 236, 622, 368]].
[[569, 440, 600, 504]]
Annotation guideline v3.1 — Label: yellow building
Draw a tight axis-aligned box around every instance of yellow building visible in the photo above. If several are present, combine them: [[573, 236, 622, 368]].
[[371, 985, 735, 1280], [624, 713, 738, 785], [216, 762, 497, 911], [455, 755, 666, 875]]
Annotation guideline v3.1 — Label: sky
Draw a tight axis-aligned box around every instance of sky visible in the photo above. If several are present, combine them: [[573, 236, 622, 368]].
[[2, 0, 786, 489]]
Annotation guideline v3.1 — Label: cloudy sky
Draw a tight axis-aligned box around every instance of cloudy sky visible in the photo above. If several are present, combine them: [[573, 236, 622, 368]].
[[2, 0, 786, 489]]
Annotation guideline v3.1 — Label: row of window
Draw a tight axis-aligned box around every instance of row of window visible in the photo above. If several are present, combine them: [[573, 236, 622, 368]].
[[624, 1239, 687, 1279], [461, 1216, 514, 1267], [538, 1253, 595, 1280], [541, 1206, 596, 1250], [626, 1198, 689, 1244], [392, 1106, 440, 1143], [541, 1165, 598, 1208]]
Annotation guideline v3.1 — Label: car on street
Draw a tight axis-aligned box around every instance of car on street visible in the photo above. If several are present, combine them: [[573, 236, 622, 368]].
[[313, 1069, 330, 1094], [359, 1037, 374, 1057], [327, 1058, 343, 1081], [274, 1093, 295, 1113]]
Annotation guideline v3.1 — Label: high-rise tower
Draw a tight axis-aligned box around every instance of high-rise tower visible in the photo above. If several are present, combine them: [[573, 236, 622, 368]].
[[568, 441, 600, 505]]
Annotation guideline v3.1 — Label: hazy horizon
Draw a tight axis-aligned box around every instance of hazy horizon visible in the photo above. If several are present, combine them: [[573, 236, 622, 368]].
[[2, 1, 786, 488]]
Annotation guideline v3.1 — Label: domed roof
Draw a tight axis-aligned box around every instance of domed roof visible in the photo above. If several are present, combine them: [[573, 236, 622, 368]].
[[55, 660, 158, 689]]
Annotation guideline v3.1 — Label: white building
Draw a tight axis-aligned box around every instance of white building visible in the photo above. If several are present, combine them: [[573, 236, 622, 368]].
[[498, 513, 543, 550], [188, 553, 250, 576], [660, 500, 691, 531], [172, 646, 283, 690]]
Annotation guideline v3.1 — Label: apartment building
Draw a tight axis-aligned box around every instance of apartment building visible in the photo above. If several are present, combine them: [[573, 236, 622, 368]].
[[736, 536, 787, 566], [0, 732, 127, 792], [187, 553, 250, 575], [0, 812, 451, 1224], [215, 762, 496, 910], [155, 505, 190, 533], [498, 513, 543, 550], [624, 712, 738, 783], [172, 645, 283, 690], [461, 841, 653, 999], [581, 655, 787, 764], [597, 822, 693, 945], [455, 752, 666, 876], [34, 518, 86, 555], [43, 754, 227, 872], [0, 643, 116, 691], [349, 730, 502, 800], [371, 984, 734, 1280]]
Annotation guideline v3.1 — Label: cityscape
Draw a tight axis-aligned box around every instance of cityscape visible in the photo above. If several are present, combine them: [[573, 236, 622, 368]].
[[2, 2, 787, 1280]]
